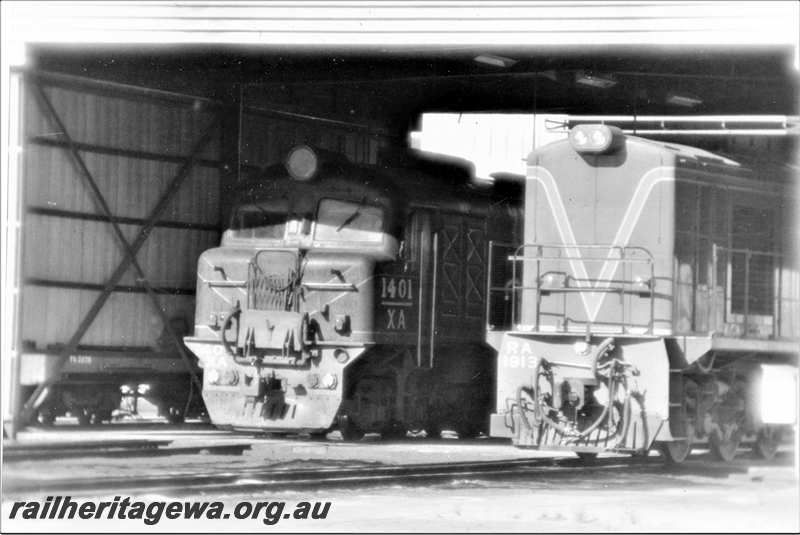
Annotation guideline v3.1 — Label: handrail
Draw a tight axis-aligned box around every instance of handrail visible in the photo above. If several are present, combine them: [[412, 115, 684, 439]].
[[208, 280, 246, 288], [301, 282, 358, 292], [489, 242, 656, 334]]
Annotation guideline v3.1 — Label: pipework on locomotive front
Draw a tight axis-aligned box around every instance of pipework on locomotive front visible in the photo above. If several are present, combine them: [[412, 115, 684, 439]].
[[184, 146, 401, 433]]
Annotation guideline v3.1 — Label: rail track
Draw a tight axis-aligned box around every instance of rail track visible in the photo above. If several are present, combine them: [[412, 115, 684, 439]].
[[5, 451, 759, 498], [3, 439, 251, 461]]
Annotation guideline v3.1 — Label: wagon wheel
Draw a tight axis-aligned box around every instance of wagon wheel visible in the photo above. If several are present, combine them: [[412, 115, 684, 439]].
[[424, 421, 442, 439], [709, 424, 742, 462], [165, 405, 185, 424], [76, 409, 92, 426], [660, 439, 692, 464], [37, 407, 56, 426], [752, 426, 780, 461]]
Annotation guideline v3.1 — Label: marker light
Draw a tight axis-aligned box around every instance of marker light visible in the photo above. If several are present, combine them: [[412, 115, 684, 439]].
[[573, 341, 590, 356], [308, 373, 320, 388], [286, 145, 319, 181], [334, 349, 350, 364], [569, 124, 623, 154]]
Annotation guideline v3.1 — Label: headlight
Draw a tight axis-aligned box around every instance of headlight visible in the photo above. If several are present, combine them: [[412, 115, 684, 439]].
[[321, 373, 338, 389], [206, 368, 221, 385], [286, 145, 318, 181], [569, 124, 623, 154]]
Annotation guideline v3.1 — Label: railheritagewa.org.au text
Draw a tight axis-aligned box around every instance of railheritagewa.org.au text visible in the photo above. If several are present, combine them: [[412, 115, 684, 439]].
[[8, 496, 331, 525]]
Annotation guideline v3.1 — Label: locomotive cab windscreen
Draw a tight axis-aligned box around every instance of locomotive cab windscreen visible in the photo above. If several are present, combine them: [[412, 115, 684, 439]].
[[222, 185, 398, 258]]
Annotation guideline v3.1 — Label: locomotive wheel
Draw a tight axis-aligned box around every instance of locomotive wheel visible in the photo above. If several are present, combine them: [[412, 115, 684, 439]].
[[753, 427, 780, 461], [337, 414, 364, 442], [709, 425, 741, 462], [381, 420, 408, 440], [95, 409, 113, 424], [455, 422, 482, 440], [660, 440, 692, 464]]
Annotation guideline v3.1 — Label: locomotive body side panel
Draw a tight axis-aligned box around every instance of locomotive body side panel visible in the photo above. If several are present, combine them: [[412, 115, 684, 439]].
[[671, 162, 792, 342]]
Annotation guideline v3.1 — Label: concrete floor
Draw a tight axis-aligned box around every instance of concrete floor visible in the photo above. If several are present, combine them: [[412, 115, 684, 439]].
[[2, 421, 798, 533]]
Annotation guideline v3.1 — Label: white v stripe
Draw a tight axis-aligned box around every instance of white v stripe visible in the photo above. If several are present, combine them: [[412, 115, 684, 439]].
[[528, 166, 675, 322]]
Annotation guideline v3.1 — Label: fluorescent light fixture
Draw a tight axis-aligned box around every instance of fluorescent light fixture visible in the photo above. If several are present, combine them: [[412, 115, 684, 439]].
[[666, 93, 703, 107], [575, 71, 617, 89], [474, 54, 517, 68]]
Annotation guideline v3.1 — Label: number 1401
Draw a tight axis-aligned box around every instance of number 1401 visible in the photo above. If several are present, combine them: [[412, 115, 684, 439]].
[[380, 277, 414, 300]]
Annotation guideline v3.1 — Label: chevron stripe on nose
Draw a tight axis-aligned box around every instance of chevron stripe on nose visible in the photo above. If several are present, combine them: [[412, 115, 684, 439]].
[[527, 165, 675, 322]]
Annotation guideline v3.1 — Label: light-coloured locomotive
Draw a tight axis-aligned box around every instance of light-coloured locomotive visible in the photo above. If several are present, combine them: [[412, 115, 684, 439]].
[[488, 124, 798, 462]]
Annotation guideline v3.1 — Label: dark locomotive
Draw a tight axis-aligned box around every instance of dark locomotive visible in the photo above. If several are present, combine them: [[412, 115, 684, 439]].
[[184, 146, 522, 437], [488, 124, 798, 462]]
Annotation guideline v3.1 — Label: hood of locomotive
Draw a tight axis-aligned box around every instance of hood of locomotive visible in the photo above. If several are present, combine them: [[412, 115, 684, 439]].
[[522, 135, 676, 335], [184, 245, 376, 431]]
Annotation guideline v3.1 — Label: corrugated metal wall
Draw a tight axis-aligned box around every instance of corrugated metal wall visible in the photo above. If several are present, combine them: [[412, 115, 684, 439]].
[[20, 80, 221, 349]]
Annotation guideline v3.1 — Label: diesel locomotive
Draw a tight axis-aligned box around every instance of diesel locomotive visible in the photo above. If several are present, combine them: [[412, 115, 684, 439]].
[[184, 146, 521, 438], [488, 124, 798, 462]]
